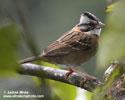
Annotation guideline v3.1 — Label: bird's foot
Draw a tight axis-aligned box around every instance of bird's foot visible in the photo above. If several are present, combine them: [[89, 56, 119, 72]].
[[64, 67, 75, 80], [80, 74, 98, 87], [64, 68, 99, 88]]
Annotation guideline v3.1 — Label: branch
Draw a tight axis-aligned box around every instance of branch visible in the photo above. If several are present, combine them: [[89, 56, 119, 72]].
[[18, 63, 102, 92], [104, 61, 125, 100], [91, 61, 125, 100], [18, 61, 125, 99]]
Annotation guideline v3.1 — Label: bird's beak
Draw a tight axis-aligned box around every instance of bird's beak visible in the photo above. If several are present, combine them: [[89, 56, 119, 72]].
[[97, 21, 105, 28]]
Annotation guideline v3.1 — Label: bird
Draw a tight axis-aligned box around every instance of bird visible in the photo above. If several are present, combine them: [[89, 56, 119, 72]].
[[19, 12, 104, 79]]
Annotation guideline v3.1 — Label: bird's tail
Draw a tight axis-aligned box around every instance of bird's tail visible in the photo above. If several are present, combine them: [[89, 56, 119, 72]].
[[19, 55, 42, 64]]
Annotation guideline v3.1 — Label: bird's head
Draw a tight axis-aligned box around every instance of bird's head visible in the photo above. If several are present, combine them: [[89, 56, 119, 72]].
[[78, 12, 104, 36]]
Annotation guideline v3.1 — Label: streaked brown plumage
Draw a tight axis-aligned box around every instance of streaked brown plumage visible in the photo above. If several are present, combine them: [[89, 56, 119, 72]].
[[40, 27, 99, 66]]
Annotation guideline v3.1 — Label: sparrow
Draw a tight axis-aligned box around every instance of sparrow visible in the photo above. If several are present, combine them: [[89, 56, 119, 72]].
[[19, 12, 104, 78]]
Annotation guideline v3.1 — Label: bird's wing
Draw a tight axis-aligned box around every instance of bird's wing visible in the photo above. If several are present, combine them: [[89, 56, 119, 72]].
[[42, 30, 92, 56]]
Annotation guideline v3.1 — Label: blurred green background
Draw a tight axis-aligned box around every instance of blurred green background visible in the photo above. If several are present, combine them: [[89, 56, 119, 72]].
[[0, 0, 109, 100]]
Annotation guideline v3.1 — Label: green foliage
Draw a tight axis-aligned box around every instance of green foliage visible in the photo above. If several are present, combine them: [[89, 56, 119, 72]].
[[0, 23, 20, 76], [86, 91, 92, 100], [32, 75, 77, 100], [93, 0, 125, 99], [106, 2, 118, 13], [49, 80, 77, 100], [97, 0, 125, 69], [33, 77, 77, 100]]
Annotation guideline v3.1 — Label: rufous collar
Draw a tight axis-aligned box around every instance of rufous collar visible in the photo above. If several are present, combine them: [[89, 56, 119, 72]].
[[72, 26, 83, 32]]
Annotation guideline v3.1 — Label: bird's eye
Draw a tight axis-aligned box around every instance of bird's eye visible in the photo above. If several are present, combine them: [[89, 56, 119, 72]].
[[88, 22, 95, 26]]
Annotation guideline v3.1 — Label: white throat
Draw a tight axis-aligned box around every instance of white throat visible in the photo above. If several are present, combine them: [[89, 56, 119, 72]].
[[84, 28, 101, 36]]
